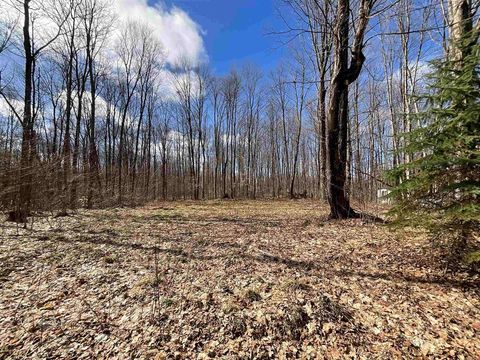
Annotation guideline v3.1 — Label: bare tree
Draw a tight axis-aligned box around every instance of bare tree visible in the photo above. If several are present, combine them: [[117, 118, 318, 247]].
[[326, 0, 375, 218], [0, 0, 69, 221], [81, 0, 112, 207], [289, 52, 310, 198], [116, 21, 149, 204]]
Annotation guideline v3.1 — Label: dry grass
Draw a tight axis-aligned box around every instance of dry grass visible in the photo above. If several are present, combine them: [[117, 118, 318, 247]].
[[0, 200, 479, 359]]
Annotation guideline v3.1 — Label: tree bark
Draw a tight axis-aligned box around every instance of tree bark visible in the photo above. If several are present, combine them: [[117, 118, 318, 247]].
[[326, 0, 373, 219], [17, 0, 34, 222]]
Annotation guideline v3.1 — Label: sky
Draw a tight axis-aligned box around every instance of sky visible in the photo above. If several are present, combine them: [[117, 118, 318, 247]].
[[0, 0, 290, 115], [158, 0, 287, 74], [0, 0, 294, 116], [1, 0, 287, 72]]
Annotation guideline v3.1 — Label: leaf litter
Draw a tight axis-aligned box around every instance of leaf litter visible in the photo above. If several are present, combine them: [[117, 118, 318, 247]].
[[0, 200, 479, 359]]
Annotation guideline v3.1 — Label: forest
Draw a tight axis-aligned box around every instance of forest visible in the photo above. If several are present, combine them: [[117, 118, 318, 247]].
[[0, 0, 479, 358]]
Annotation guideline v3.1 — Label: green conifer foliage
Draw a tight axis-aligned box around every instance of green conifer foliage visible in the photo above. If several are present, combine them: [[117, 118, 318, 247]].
[[389, 33, 480, 244]]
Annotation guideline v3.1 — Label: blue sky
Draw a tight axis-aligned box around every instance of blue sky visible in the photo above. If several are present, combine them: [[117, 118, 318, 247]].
[[159, 0, 287, 74]]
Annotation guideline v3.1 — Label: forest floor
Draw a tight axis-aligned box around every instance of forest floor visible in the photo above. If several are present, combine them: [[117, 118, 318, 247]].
[[0, 200, 479, 359]]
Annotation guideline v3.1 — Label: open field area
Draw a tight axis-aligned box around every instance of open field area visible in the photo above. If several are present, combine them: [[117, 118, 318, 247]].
[[1, 200, 479, 359]]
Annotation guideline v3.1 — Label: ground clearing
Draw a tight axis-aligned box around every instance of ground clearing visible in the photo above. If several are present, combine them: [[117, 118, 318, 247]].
[[1, 200, 479, 359]]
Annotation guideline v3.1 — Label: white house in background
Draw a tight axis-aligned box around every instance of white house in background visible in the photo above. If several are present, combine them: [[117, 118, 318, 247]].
[[377, 188, 391, 204]]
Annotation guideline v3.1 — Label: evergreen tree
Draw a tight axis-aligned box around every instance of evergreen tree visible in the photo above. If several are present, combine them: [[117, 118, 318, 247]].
[[389, 33, 480, 246]]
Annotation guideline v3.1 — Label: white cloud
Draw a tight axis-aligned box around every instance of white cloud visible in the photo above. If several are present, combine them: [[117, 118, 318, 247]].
[[156, 69, 180, 101], [0, 0, 208, 129], [113, 0, 206, 67], [156, 68, 203, 102], [58, 91, 109, 119], [0, 0, 207, 68], [0, 97, 23, 118], [149, 130, 186, 159]]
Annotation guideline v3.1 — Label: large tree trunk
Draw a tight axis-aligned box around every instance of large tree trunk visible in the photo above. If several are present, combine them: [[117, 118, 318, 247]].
[[448, 0, 474, 63], [16, 0, 34, 223], [326, 0, 372, 219], [61, 19, 76, 215], [87, 55, 97, 208]]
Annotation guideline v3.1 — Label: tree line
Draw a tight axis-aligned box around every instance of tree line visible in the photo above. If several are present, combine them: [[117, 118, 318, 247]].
[[0, 0, 477, 221]]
